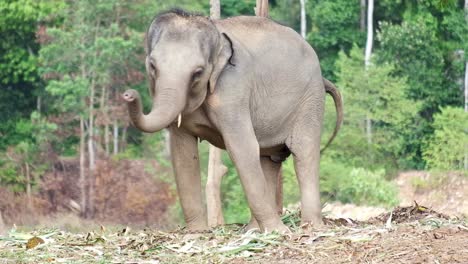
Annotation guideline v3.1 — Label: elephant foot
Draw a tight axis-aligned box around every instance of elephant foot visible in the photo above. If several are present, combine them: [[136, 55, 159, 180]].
[[300, 217, 324, 232], [301, 215, 323, 226], [186, 220, 209, 232], [244, 218, 260, 232], [261, 220, 290, 234]]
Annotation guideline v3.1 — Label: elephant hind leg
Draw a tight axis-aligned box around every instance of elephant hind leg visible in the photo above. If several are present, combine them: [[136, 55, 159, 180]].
[[245, 156, 283, 231], [286, 122, 323, 226]]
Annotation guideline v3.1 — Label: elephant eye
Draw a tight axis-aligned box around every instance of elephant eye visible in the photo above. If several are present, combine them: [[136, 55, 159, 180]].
[[149, 61, 157, 73], [191, 67, 204, 82], [148, 58, 157, 76]]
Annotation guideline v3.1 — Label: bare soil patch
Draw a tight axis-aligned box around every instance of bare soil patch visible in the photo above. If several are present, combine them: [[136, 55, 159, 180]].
[[396, 171, 468, 217]]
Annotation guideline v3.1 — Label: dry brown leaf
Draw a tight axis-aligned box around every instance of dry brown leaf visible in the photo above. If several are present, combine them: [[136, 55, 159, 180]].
[[26, 236, 45, 249]]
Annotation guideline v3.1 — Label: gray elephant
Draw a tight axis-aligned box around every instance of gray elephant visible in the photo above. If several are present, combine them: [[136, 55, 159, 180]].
[[123, 9, 343, 233]]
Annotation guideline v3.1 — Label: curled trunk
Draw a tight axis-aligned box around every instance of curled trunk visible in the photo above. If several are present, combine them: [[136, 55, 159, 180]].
[[123, 86, 185, 133]]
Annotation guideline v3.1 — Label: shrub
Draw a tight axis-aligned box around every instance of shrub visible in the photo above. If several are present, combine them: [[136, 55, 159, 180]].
[[423, 106, 468, 171]]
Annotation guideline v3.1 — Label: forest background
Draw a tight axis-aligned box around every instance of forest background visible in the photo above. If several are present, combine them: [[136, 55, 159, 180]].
[[0, 0, 466, 229]]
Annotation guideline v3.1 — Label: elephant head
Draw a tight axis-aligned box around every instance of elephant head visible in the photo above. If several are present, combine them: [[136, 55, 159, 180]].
[[122, 9, 234, 133]]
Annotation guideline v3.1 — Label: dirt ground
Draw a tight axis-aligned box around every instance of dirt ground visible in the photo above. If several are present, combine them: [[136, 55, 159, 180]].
[[396, 171, 468, 217], [1, 204, 467, 264], [1, 171, 467, 263]]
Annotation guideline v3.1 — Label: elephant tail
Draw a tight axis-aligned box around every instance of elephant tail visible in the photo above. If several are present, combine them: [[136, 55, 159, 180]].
[[321, 78, 343, 153]]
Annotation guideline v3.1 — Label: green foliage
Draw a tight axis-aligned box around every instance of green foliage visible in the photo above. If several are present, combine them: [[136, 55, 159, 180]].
[[0, 0, 63, 84], [281, 157, 399, 208], [320, 158, 399, 207], [329, 45, 419, 171], [281, 158, 300, 206], [0, 112, 57, 192], [269, 0, 300, 30], [0, 0, 466, 225], [423, 107, 468, 171], [306, 0, 365, 79], [376, 4, 465, 168], [220, 0, 255, 17], [38, 0, 146, 155], [377, 18, 458, 113], [220, 154, 250, 224], [0, 0, 62, 150], [332, 167, 399, 207]]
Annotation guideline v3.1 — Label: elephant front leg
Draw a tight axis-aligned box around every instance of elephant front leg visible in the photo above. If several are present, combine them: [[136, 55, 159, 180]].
[[169, 125, 208, 231], [246, 157, 283, 231]]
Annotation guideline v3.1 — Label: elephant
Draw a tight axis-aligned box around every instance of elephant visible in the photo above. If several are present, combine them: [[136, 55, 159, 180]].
[[122, 9, 343, 233]]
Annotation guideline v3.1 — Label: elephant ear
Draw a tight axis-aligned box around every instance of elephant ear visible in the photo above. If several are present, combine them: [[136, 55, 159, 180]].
[[209, 33, 234, 93]]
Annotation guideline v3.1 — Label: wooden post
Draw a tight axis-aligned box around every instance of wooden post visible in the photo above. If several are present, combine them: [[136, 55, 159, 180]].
[[255, 0, 269, 17], [206, 145, 228, 227], [206, 0, 228, 228]]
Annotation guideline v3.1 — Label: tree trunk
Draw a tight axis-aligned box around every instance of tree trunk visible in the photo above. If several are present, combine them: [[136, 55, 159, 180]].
[[300, 0, 307, 38], [255, 0, 269, 17], [366, 116, 372, 144], [163, 129, 171, 159], [37, 96, 41, 113], [206, 0, 228, 228], [464, 61, 467, 170], [360, 0, 366, 31], [105, 124, 109, 156], [79, 117, 86, 216], [464, 0, 467, 170], [0, 210, 5, 234], [364, 0, 374, 67], [87, 80, 96, 218], [121, 126, 127, 152], [113, 120, 119, 155], [206, 146, 228, 227], [364, 0, 374, 150], [102, 86, 109, 156], [210, 0, 221, 19], [25, 162, 32, 210]]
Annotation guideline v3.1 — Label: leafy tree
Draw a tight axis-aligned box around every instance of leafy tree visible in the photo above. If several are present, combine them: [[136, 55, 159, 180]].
[[39, 0, 145, 217], [306, 0, 365, 79], [330, 45, 419, 171], [0, 112, 56, 195], [0, 0, 62, 149], [270, 0, 301, 30], [376, 4, 465, 167], [378, 17, 459, 118], [423, 106, 468, 170], [220, 0, 255, 17]]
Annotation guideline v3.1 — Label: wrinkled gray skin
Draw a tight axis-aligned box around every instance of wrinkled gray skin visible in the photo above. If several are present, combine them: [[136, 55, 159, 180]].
[[123, 9, 343, 233]]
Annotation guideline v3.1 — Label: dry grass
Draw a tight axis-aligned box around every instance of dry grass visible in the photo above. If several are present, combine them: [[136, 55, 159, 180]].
[[1, 203, 467, 264]]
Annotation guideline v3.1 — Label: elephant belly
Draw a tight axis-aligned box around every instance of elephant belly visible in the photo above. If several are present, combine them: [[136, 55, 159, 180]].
[[190, 123, 289, 158]]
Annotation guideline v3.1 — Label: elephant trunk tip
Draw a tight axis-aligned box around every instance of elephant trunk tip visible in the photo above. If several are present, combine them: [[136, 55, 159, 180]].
[[122, 89, 139, 102]]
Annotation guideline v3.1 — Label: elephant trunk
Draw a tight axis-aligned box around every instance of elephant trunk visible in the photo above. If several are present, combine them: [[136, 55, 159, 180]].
[[122, 86, 186, 133]]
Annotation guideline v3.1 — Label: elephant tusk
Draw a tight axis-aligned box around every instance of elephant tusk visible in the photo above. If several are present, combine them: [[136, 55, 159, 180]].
[[177, 114, 182, 128]]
